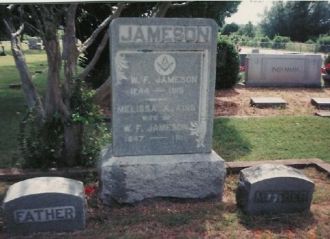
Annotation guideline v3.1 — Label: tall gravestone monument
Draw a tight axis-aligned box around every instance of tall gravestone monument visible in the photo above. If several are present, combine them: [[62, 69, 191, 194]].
[[100, 18, 225, 204]]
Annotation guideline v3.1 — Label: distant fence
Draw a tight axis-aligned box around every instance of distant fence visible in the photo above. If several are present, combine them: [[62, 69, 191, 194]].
[[240, 41, 330, 54]]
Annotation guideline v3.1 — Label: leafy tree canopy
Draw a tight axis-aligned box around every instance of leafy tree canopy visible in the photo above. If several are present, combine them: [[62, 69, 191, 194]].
[[260, 1, 330, 42]]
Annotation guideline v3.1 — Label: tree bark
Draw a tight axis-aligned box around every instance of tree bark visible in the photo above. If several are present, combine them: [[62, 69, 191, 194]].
[[44, 38, 69, 120], [63, 124, 83, 166], [3, 20, 45, 120], [94, 77, 111, 106]]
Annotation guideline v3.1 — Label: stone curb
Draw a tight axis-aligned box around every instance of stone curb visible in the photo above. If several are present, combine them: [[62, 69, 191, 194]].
[[0, 168, 97, 181], [226, 158, 330, 176], [0, 159, 329, 181]]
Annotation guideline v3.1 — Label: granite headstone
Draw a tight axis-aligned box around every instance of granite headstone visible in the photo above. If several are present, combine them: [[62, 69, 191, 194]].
[[100, 18, 226, 204], [245, 53, 322, 87], [3, 177, 86, 234], [236, 164, 314, 215]]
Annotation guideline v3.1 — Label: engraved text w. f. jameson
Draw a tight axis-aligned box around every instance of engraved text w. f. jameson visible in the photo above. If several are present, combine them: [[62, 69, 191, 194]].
[[119, 25, 211, 43]]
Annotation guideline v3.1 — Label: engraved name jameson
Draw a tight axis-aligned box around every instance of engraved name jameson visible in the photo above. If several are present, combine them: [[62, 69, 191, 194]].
[[119, 25, 211, 43], [14, 206, 76, 223]]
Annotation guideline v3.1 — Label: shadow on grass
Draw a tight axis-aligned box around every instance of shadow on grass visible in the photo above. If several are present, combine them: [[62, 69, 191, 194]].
[[213, 118, 252, 161], [238, 209, 316, 233]]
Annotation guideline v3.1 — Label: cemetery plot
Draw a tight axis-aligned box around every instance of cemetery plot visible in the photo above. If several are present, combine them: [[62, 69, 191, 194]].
[[1, 167, 329, 238]]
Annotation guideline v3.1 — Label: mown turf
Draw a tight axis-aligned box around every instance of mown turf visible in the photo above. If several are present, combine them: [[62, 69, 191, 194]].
[[213, 116, 330, 162], [0, 54, 47, 167]]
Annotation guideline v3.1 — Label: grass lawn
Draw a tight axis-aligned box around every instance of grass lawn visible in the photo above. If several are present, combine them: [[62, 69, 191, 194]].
[[0, 52, 330, 167], [213, 116, 330, 162], [0, 53, 47, 167]]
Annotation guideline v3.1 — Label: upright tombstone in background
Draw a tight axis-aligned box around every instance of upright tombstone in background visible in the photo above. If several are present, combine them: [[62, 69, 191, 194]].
[[100, 18, 226, 204], [3, 177, 86, 234], [245, 53, 322, 87]]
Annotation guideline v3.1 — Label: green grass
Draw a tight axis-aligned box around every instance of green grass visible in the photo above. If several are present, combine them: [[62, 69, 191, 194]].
[[1, 51, 330, 167], [0, 53, 47, 167], [213, 116, 330, 162]]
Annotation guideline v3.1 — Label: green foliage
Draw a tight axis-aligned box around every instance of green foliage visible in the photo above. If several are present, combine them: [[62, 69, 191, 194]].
[[272, 35, 291, 49], [18, 109, 64, 168], [259, 36, 271, 48], [305, 39, 315, 44], [260, 1, 330, 42], [221, 23, 239, 35], [18, 80, 111, 168], [216, 38, 239, 89], [325, 54, 330, 65], [238, 21, 255, 38], [317, 35, 330, 52]]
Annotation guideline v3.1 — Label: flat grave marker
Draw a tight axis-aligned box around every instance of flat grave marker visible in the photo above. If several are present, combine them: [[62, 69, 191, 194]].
[[311, 97, 330, 108], [250, 97, 287, 108], [315, 110, 330, 117]]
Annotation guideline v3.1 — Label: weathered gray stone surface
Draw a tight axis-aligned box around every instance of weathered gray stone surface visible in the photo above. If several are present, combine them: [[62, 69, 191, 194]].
[[100, 18, 225, 204], [250, 97, 287, 108], [100, 148, 226, 204], [3, 177, 86, 234], [245, 53, 322, 87], [236, 164, 314, 215], [311, 97, 330, 108], [110, 18, 217, 156]]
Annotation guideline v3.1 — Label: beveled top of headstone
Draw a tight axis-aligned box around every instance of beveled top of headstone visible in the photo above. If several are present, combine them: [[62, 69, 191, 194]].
[[3, 177, 84, 203], [240, 164, 313, 184], [110, 18, 218, 156]]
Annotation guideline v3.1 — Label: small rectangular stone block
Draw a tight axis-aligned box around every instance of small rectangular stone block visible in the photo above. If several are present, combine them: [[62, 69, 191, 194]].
[[236, 164, 314, 215], [250, 97, 287, 108], [3, 177, 86, 234], [315, 110, 330, 117], [311, 97, 330, 108], [110, 18, 217, 156], [245, 53, 322, 87]]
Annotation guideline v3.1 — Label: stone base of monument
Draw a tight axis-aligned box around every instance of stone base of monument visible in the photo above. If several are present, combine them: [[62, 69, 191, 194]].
[[100, 148, 226, 204]]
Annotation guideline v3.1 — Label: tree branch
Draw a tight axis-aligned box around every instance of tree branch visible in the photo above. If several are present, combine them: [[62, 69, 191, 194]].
[[151, 2, 172, 17], [78, 3, 128, 53], [79, 3, 129, 81], [79, 32, 108, 82], [3, 18, 45, 120]]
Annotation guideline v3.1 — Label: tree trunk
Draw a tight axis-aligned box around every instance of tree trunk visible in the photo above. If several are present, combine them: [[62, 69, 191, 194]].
[[44, 39, 67, 120], [63, 124, 83, 166], [94, 77, 111, 107], [4, 21, 45, 120]]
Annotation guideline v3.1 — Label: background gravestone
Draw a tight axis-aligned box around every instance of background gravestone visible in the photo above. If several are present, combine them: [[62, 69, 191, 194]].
[[100, 18, 225, 204], [236, 164, 314, 215], [3, 177, 86, 234], [245, 53, 322, 87]]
